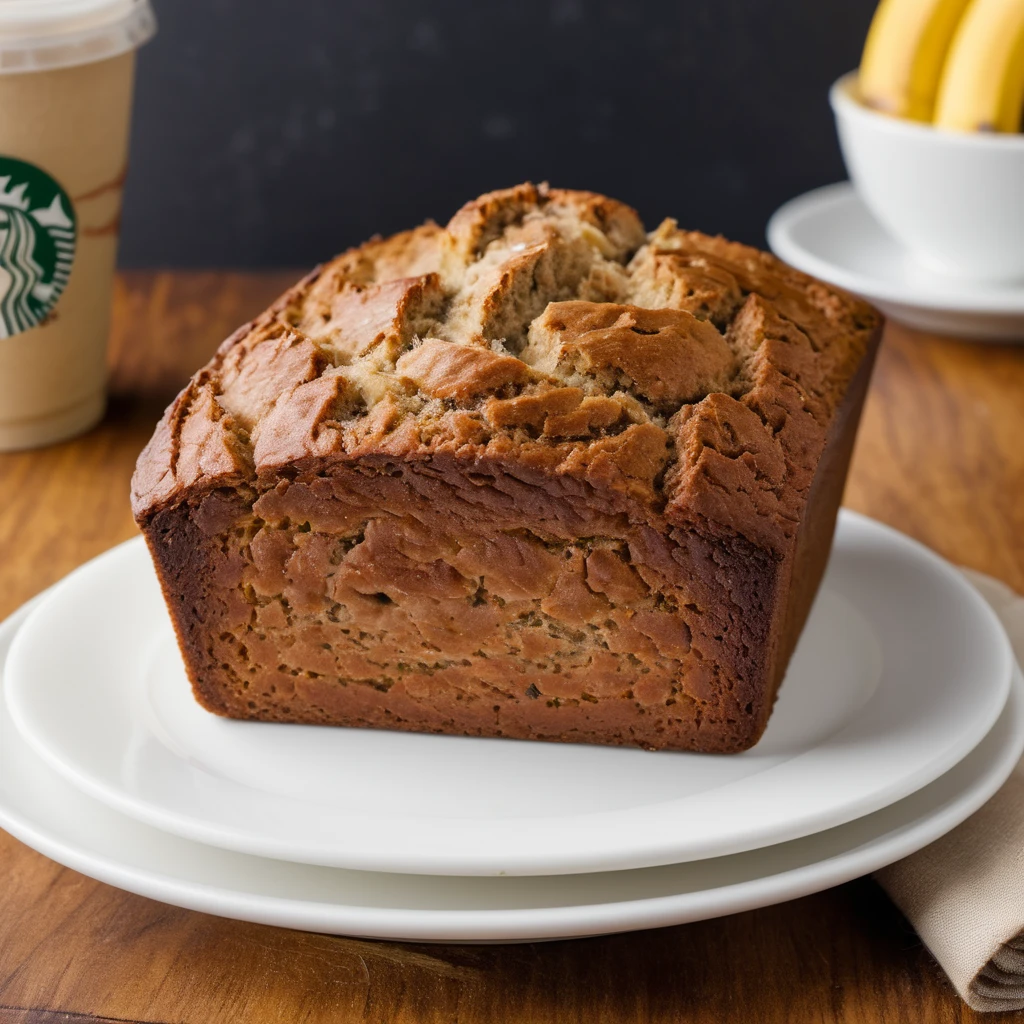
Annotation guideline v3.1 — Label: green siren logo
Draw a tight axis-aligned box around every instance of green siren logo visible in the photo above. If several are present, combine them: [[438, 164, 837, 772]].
[[0, 156, 76, 339]]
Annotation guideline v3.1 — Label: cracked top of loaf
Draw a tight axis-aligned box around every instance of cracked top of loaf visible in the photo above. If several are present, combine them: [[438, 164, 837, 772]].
[[132, 183, 879, 557]]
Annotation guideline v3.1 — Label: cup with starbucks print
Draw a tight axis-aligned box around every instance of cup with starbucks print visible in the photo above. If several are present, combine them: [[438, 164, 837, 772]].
[[0, 1, 156, 450]]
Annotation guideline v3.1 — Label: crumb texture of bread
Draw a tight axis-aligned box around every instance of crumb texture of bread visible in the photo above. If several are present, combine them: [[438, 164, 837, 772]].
[[132, 183, 881, 753]]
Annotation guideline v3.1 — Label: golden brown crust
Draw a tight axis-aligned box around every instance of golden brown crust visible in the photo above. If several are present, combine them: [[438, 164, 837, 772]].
[[523, 301, 737, 410], [132, 183, 881, 752]]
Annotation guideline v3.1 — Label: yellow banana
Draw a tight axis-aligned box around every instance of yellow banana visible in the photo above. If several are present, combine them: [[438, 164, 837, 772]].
[[933, 0, 1024, 132], [859, 0, 973, 120]]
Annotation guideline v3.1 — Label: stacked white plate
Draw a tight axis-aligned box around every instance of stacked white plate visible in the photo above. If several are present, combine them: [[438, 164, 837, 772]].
[[1, 509, 1022, 942]]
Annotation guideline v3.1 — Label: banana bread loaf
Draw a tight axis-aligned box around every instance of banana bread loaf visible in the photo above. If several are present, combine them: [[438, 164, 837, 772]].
[[131, 183, 881, 753]]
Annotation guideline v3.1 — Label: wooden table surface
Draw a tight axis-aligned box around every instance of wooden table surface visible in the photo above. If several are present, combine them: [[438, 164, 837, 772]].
[[1, 271, 1022, 1024]]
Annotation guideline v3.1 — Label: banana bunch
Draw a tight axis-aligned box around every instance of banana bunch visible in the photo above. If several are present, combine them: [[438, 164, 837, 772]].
[[859, 0, 1024, 132]]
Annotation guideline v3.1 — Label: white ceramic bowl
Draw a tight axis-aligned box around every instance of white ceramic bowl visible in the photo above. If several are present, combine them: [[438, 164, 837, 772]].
[[831, 71, 1024, 284]]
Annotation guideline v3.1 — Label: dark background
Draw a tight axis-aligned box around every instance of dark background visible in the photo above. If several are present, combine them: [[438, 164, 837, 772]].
[[119, 0, 876, 268]]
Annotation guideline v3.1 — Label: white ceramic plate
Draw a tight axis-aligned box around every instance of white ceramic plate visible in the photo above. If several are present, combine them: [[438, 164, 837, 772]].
[[767, 182, 1024, 340], [5, 511, 1013, 877], [1, 585, 1022, 943]]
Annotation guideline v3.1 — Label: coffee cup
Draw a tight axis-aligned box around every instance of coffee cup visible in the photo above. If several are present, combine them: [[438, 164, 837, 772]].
[[0, 1, 156, 451]]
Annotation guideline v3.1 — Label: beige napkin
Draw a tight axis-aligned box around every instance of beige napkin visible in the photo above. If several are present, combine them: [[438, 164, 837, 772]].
[[876, 570, 1024, 1012]]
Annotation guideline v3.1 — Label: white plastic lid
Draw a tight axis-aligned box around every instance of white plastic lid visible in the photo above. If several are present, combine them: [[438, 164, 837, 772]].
[[0, 0, 156, 73]]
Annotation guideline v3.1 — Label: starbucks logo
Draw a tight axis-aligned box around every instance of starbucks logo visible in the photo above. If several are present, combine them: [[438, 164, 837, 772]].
[[0, 156, 76, 339]]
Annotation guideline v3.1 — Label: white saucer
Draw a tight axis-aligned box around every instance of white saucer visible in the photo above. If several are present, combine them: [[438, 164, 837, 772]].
[[767, 182, 1024, 340], [4, 512, 1013, 877], [1, 580, 1022, 943]]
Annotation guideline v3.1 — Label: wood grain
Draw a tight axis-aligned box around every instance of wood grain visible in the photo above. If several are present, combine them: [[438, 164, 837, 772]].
[[0, 273, 1021, 1023]]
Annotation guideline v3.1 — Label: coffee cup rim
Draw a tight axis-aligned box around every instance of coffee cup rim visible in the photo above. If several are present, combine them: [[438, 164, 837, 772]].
[[0, 0, 156, 74]]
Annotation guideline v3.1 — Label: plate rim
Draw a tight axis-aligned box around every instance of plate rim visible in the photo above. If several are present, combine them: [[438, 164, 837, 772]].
[[766, 182, 1024, 315], [0, 592, 1022, 942], [4, 510, 1015, 876]]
